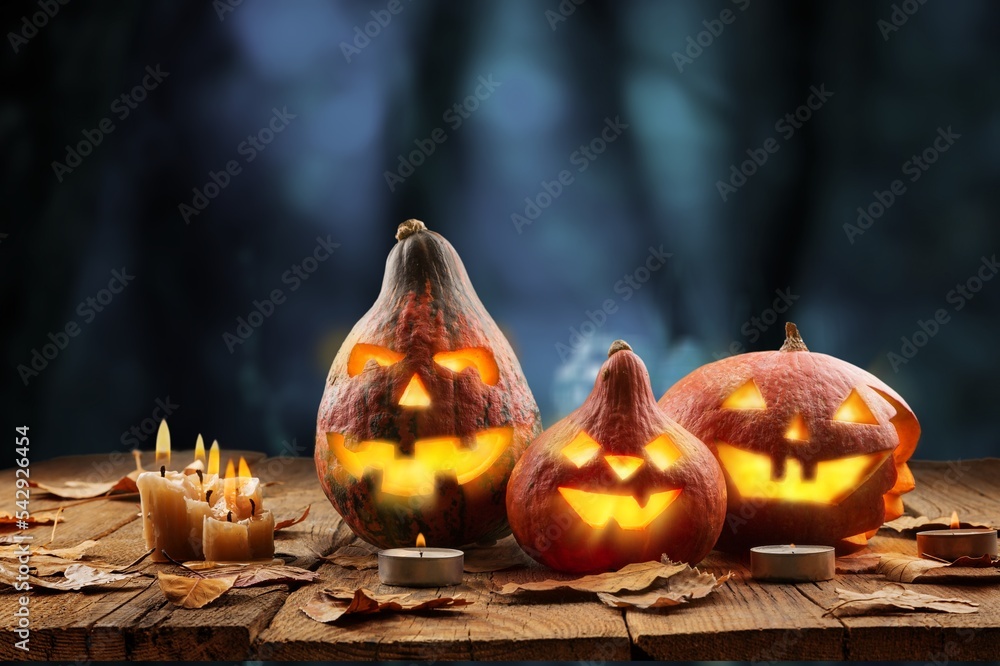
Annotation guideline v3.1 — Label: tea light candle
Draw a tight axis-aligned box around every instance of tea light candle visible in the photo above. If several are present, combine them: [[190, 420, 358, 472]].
[[917, 529, 998, 561], [378, 534, 463, 587], [751, 544, 835, 582]]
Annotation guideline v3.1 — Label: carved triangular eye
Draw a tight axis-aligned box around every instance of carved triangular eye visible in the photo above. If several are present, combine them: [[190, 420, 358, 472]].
[[722, 379, 766, 410], [561, 432, 602, 467], [433, 348, 499, 385], [833, 389, 879, 424], [644, 434, 681, 470], [347, 343, 404, 377]]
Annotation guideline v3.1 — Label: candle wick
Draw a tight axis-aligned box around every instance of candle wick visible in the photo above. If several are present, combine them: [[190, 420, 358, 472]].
[[160, 465, 166, 478], [249, 499, 256, 517], [205, 490, 213, 505], [227, 511, 233, 523], [419, 551, 424, 558], [196, 469, 203, 485]]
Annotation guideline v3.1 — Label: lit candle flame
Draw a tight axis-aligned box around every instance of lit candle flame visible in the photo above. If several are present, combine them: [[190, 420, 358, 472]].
[[194, 434, 206, 463], [238, 456, 252, 478], [789, 543, 796, 549], [415, 532, 426, 548], [950, 511, 960, 529], [155, 420, 171, 467], [208, 440, 220, 476], [223, 458, 236, 508]]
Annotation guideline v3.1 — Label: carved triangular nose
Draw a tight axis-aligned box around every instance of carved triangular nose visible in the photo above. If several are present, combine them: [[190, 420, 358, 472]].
[[604, 455, 644, 480], [398, 374, 431, 408]]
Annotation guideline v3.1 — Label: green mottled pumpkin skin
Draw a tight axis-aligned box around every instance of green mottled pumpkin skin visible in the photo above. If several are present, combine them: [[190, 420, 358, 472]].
[[315, 221, 541, 548]]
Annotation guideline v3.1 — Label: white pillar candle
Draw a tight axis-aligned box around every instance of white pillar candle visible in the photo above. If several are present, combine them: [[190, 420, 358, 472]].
[[137, 470, 198, 562]]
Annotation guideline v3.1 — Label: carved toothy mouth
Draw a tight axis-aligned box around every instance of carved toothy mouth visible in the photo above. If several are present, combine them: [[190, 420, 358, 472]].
[[715, 442, 891, 505], [557, 487, 683, 530], [327, 427, 512, 497]]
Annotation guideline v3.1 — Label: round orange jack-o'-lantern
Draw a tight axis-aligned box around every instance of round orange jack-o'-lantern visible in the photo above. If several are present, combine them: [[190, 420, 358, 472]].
[[315, 220, 541, 549], [659, 323, 920, 553], [507, 340, 727, 573]]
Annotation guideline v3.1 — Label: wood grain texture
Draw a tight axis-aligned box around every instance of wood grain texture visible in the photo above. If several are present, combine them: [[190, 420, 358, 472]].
[[1, 457, 999, 660]]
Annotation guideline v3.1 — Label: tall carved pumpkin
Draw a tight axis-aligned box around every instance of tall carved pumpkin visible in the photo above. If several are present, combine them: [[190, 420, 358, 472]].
[[507, 340, 727, 573], [316, 220, 541, 548], [659, 323, 920, 553]]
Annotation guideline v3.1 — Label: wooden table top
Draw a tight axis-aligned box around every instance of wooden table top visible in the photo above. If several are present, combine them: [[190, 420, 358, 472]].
[[1, 452, 997, 661]]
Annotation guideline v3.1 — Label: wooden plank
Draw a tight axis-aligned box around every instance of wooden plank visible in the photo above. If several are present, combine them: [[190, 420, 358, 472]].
[[254, 539, 632, 661], [0, 454, 334, 661], [626, 554, 845, 660], [902, 459, 1000, 526]]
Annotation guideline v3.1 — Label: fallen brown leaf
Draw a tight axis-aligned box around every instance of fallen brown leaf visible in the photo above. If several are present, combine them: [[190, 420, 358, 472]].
[[0, 510, 64, 530], [464, 536, 532, 573], [274, 505, 310, 532], [157, 572, 237, 608], [597, 568, 731, 609], [826, 584, 978, 616], [878, 553, 1000, 583], [881, 515, 995, 534], [0, 563, 141, 591], [836, 554, 882, 574], [499, 560, 689, 595], [322, 543, 378, 570], [28, 476, 139, 500], [195, 564, 319, 588], [301, 587, 472, 623], [0, 540, 99, 561]]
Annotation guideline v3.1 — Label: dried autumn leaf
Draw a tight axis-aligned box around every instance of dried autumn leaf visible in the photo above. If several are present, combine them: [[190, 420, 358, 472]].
[[0, 510, 64, 530], [826, 584, 978, 616], [498, 560, 688, 595], [878, 553, 1000, 583], [301, 587, 472, 624], [464, 536, 532, 573], [194, 564, 319, 588], [0, 540, 99, 561], [28, 476, 139, 500], [881, 515, 995, 534], [157, 572, 237, 608], [0, 563, 141, 591], [274, 505, 310, 532], [322, 543, 378, 570], [597, 568, 731, 609]]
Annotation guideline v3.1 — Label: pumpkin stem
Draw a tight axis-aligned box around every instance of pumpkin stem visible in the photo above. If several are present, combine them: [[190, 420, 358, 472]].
[[396, 219, 427, 241], [780, 322, 809, 352], [608, 339, 633, 357]]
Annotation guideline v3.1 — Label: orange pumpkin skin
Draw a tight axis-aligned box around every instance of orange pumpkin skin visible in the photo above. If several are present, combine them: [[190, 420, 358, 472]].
[[507, 341, 727, 573], [658, 323, 919, 554], [315, 220, 541, 549]]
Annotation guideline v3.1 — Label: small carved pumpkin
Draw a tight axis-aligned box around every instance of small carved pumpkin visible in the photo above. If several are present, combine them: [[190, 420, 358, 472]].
[[315, 220, 541, 548], [659, 323, 920, 553], [507, 340, 727, 573]]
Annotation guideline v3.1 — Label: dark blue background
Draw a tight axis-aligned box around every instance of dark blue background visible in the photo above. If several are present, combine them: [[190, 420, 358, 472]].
[[4, 0, 999, 462]]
